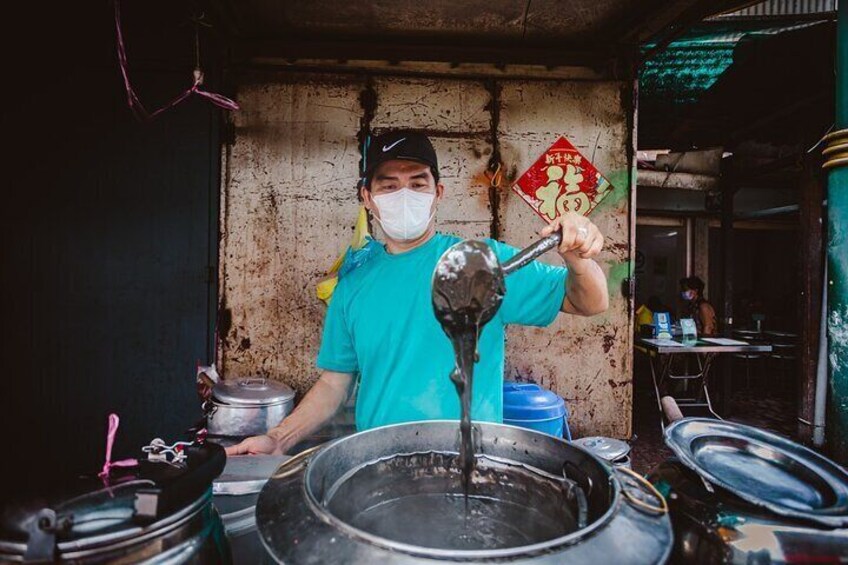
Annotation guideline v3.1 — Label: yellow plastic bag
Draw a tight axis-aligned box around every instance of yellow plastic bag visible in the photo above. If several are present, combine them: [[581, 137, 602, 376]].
[[316, 206, 371, 304]]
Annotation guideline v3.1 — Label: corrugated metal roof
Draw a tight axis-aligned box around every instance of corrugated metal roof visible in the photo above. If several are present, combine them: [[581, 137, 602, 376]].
[[638, 19, 831, 148], [639, 18, 835, 149], [715, 0, 837, 18], [640, 22, 811, 105]]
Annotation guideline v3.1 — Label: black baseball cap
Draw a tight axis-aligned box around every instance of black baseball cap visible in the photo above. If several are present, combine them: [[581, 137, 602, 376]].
[[363, 130, 439, 185]]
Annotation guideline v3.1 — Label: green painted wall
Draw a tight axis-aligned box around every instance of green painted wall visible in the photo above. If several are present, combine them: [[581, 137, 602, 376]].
[[827, 0, 848, 463]]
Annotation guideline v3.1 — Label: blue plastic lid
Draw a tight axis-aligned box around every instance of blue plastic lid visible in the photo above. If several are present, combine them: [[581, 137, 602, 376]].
[[503, 381, 567, 420]]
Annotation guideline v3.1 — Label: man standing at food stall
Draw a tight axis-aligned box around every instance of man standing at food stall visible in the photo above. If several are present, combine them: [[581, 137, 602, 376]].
[[226, 131, 609, 456]]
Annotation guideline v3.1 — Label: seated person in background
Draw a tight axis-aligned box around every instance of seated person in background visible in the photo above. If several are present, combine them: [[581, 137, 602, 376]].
[[679, 276, 717, 336]]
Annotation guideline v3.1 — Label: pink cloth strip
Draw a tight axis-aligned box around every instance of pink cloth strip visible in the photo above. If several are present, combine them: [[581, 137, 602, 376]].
[[98, 413, 138, 480], [114, 0, 239, 121]]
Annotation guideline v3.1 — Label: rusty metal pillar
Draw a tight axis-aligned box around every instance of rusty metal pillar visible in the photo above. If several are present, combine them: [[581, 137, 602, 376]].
[[824, 0, 848, 463], [714, 165, 735, 415], [798, 156, 824, 445], [720, 167, 735, 334]]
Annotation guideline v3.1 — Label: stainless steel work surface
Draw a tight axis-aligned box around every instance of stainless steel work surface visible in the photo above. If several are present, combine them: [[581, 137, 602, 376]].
[[214, 454, 291, 495]]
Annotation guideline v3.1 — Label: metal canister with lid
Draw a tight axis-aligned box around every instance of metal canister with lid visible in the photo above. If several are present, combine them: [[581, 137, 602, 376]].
[[205, 377, 295, 437], [0, 443, 229, 563], [572, 436, 632, 469], [502, 381, 571, 439]]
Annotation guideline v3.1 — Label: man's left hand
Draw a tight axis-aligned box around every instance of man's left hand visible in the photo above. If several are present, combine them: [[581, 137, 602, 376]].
[[539, 212, 604, 269]]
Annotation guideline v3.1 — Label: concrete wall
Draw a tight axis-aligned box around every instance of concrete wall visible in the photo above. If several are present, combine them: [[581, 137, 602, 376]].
[[219, 69, 635, 438], [497, 80, 634, 438]]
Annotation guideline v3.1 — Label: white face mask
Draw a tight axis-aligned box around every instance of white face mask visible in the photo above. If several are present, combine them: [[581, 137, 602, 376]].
[[372, 188, 436, 241]]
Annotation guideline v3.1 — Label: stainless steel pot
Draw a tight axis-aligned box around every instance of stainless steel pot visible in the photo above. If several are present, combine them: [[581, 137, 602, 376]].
[[0, 439, 230, 565], [256, 421, 673, 564], [0, 487, 228, 564], [205, 378, 295, 437]]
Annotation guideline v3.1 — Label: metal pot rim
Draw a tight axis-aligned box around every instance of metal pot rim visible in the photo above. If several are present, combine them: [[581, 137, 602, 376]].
[[212, 378, 295, 406], [302, 420, 624, 560]]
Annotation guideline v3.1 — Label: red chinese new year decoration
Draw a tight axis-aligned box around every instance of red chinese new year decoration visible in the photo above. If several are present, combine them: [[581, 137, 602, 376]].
[[512, 136, 614, 222]]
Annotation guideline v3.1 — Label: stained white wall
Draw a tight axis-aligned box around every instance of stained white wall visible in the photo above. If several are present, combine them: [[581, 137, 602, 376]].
[[219, 70, 635, 438]]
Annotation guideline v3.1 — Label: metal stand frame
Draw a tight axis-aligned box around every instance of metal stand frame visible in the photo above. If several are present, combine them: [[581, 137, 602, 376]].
[[649, 351, 721, 429]]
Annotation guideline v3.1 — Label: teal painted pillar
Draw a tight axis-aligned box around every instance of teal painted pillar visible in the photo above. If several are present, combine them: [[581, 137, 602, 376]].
[[826, 0, 848, 463]]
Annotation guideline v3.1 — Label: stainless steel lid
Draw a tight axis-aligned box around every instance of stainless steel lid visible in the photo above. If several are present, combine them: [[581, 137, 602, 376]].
[[573, 437, 631, 462], [214, 454, 291, 496], [213, 378, 295, 406], [0, 443, 225, 559], [665, 418, 848, 527]]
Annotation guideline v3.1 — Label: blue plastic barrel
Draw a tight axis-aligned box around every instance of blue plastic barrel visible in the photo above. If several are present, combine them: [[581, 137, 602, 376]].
[[503, 381, 570, 440]]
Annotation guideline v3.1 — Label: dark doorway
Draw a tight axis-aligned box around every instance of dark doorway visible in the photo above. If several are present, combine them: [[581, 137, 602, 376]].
[[3, 2, 221, 483], [635, 222, 688, 316], [709, 225, 799, 332]]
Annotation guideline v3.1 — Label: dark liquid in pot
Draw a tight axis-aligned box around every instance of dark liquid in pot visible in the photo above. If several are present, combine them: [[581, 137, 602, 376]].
[[324, 452, 577, 550]]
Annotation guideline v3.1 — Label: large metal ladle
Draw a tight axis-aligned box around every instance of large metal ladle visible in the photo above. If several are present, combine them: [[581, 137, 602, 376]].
[[431, 231, 563, 330], [430, 231, 563, 490]]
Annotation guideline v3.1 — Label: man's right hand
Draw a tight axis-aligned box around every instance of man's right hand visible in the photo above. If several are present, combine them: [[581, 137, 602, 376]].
[[225, 434, 281, 456]]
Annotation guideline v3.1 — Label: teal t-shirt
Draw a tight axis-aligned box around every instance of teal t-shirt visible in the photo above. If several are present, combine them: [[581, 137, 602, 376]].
[[316, 233, 568, 431]]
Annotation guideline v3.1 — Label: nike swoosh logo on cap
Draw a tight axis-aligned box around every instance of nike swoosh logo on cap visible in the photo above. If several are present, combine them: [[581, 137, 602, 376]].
[[382, 138, 406, 152]]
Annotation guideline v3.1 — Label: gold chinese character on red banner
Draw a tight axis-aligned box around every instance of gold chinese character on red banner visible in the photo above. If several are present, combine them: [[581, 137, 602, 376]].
[[512, 136, 613, 221]]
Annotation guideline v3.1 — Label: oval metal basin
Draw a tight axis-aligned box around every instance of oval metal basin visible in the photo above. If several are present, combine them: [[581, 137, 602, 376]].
[[665, 419, 848, 527]]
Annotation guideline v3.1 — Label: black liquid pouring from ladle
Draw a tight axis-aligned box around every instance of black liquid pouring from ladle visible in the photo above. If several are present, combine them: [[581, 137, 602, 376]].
[[431, 232, 563, 496]]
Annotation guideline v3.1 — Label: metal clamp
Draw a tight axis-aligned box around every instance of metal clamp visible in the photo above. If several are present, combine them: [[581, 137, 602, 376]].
[[142, 438, 194, 465], [615, 466, 669, 515], [24, 509, 59, 562]]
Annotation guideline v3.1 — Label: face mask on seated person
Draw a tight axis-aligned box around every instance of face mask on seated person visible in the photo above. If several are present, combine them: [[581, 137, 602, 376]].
[[373, 188, 436, 241]]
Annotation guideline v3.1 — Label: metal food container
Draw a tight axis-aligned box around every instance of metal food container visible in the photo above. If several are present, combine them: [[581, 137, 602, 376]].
[[256, 421, 673, 564], [206, 377, 295, 437], [0, 444, 229, 563], [572, 436, 632, 469]]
